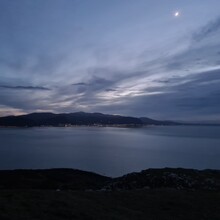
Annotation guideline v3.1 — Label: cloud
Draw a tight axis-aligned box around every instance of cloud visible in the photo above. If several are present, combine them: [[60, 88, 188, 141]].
[[1, 6, 220, 121], [163, 16, 220, 89], [0, 105, 26, 117], [48, 23, 220, 119], [0, 85, 51, 90], [193, 17, 220, 42], [72, 82, 88, 86], [105, 89, 117, 92]]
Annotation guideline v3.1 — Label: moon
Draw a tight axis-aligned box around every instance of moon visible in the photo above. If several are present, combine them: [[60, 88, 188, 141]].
[[174, 11, 180, 17]]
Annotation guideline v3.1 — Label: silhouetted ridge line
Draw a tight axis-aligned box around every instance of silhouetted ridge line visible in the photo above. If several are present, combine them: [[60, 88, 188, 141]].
[[0, 112, 144, 127]]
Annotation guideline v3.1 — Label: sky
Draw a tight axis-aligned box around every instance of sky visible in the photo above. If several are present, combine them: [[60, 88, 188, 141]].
[[0, 0, 220, 121]]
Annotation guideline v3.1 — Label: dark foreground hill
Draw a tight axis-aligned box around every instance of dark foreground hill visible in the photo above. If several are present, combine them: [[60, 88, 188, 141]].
[[0, 169, 111, 190], [0, 112, 180, 127], [0, 168, 219, 219], [0, 168, 219, 191]]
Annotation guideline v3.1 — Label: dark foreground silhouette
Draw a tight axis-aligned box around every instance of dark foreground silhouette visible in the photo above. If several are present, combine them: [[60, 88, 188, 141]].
[[0, 168, 219, 219]]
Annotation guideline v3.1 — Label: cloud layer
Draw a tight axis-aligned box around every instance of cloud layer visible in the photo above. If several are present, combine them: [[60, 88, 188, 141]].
[[0, 1, 220, 121]]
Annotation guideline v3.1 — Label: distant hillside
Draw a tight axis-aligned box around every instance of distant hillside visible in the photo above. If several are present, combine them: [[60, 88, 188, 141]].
[[0, 112, 142, 127], [140, 117, 181, 125], [0, 112, 182, 127]]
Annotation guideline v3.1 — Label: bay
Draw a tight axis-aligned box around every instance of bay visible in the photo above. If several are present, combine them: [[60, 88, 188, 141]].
[[0, 126, 220, 177]]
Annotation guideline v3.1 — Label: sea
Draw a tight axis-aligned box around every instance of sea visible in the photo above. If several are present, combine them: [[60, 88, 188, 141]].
[[0, 126, 220, 177]]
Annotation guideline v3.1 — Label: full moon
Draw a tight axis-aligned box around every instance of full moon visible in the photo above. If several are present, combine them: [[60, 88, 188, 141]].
[[174, 11, 180, 17]]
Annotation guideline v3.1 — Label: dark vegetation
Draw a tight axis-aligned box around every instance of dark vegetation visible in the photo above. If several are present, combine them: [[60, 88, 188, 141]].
[[0, 168, 219, 219], [0, 112, 179, 127]]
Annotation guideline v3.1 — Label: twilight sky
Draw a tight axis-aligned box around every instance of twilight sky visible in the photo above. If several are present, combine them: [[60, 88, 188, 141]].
[[1, 0, 220, 121]]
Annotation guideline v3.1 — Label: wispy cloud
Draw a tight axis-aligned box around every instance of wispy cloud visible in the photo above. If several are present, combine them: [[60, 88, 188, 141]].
[[0, 85, 51, 90], [193, 17, 220, 42], [105, 88, 117, 92], [72, 82, 88, 86], [1, 1, 220, 120]]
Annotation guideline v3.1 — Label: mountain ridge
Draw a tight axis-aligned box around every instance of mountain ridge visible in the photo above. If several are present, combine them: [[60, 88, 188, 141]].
[[0, 112, 180, 127]]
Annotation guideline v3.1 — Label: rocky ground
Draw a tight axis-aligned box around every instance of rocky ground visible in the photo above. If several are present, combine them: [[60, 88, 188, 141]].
[[104, 168, 220, 191]]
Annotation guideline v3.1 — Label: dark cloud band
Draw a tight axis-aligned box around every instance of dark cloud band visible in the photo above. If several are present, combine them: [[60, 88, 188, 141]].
[[0, 85, 51, 91]]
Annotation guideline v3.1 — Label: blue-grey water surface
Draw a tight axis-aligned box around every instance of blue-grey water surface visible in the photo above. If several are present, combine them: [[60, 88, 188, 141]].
[[0, 126, 220, 177]]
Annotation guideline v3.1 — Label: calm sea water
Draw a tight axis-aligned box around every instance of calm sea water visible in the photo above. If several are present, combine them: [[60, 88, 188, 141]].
[[0, 126, 220, 177]]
